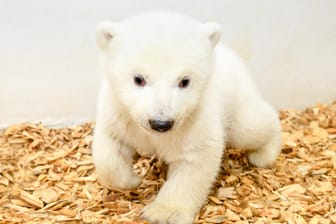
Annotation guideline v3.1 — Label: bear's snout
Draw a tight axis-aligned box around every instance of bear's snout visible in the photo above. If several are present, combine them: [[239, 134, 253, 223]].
[[149, 119, 174, 132]]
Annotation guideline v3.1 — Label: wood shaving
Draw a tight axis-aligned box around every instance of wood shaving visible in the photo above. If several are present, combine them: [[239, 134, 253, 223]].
[[1, 101, 336, 223]]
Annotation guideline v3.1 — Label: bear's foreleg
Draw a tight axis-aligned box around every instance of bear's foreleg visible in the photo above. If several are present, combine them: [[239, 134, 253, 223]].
[[92, 130, 141, 189], [142, 141, 223, 224]]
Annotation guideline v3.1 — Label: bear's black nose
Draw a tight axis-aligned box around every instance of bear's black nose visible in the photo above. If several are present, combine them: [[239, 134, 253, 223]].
[[149, 119, 174, 132]]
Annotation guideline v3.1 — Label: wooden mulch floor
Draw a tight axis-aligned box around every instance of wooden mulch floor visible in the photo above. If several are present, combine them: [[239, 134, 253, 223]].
[[0, 101, 336, 223]]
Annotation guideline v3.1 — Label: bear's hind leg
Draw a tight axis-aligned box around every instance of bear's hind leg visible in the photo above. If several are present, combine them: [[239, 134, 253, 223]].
[[227, 99, 282, 167]]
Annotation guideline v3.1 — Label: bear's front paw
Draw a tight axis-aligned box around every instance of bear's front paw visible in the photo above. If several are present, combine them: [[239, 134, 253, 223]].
[[142, 202, 195, 224], [98, 171, 141, 190]]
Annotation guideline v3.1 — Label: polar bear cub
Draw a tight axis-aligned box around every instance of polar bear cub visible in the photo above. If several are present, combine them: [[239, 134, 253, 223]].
[[92, 12, 281, 224]]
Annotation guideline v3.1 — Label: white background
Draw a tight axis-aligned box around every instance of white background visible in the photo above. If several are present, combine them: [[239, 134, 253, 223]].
[[0, 0, 335, 128]]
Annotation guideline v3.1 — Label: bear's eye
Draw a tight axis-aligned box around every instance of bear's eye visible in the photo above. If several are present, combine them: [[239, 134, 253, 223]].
[[178, 77, 190, 89], [134, 75, 146, 87]]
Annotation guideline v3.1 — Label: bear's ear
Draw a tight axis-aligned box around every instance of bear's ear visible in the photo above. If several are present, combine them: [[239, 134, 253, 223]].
[[203, 22, 222, 47], [95, 22, 117, 50]]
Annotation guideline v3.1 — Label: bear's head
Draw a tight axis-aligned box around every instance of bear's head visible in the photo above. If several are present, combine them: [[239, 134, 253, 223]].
[[95, 12, 221, 134]]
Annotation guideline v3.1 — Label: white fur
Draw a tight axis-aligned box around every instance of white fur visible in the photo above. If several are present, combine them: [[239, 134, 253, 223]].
[[92, 12, 281, 224]]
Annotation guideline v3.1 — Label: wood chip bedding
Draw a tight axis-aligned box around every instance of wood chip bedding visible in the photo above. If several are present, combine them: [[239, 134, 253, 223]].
[[0, 101, 335, 223]]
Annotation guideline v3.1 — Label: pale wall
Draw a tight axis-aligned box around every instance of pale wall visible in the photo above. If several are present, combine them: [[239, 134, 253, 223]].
[[0, 0, 335, 127]]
